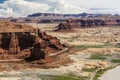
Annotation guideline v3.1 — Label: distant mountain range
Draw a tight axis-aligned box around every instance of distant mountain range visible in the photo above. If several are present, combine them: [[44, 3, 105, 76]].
[[28, 12, 119, 18], [1, 13, 120, 23]]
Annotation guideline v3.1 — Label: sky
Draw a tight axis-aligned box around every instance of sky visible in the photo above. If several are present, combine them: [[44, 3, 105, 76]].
[[0, 0, 120, 18]]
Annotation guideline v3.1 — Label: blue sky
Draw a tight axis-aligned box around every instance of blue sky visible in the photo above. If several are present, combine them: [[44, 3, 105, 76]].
[[0, 0, 6, 3], [0, 0, 120, 17]]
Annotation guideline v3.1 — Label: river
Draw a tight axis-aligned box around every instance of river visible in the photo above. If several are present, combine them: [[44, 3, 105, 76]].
[[99, 66, 120, 80]]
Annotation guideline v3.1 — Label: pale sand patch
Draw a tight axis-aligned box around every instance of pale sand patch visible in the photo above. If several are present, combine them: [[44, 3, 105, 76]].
[[0, 77, 21, 80], [0, 77, 42, 80]]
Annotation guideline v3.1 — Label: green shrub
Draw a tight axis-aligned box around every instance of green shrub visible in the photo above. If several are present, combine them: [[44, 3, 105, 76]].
[[73, 45, 104, 49], [89, 53, 107, 60], [39, 75, 89, 80], [115, 43, 120, 48], [111, 59, 120, 63], [82, 68, 96, 72]]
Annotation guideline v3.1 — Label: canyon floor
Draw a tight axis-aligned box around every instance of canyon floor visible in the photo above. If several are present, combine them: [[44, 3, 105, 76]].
[[0, 23, 120, 80]]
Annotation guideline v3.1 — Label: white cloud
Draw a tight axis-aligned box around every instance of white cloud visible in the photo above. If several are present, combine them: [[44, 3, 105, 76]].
[[65, 0, 120, 14], [46, 0, 87, 14], [0, 0, 50, 17], [0, 0, 120, 17], [27, 0, 88, 14], [27, 0, 120, 14]]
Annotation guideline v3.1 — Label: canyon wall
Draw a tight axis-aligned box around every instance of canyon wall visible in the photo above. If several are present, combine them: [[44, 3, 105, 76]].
[[8, 13, 120, 23], [56, 18, 120, 31]]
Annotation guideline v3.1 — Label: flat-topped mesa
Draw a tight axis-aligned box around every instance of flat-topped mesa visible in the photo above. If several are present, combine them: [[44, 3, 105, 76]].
[[0, 21, 67, 62], [56, 18, 120, 31], [0, 20, 34, 33]]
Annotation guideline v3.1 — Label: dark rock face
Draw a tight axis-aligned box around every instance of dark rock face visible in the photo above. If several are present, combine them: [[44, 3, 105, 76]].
[[25, 42, 45, 61], [9, 33, 20, 54], [38, 32, 65, 50], [79, 19, 107, 27], [0, 31, 66, 61]]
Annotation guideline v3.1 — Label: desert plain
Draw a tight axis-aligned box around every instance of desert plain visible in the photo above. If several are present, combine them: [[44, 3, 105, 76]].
[[0, 23, 120, 80]]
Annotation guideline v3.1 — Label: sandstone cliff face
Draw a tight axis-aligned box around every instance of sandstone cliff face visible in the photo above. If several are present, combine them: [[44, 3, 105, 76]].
[[55, 18, 77, 31], [38, 32, 65, 50], [56, 18, 120, 31], [9, 33, 20, 54], [0, 31, 66, 61], [0, 21, 66, 62]]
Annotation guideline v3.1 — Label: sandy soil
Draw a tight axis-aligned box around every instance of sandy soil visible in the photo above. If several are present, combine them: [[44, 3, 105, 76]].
[[47, 27, 120, 45], [26, 23, 58, 31]]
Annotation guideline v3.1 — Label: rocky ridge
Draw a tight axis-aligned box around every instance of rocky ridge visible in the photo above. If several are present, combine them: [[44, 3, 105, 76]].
[[56, 18, 120, 31]]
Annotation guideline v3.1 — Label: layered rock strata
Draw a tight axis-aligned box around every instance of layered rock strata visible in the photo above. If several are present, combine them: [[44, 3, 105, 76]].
[[56, 18, 120, 31], [0, 21, 66, 62]]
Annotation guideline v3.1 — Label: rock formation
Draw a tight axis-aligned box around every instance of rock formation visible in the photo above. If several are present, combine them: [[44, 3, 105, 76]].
[[56, 18, 120, 31], [9, 33, 20, 54], [55, 18, 78, 31], [0, 21, 66, 63]]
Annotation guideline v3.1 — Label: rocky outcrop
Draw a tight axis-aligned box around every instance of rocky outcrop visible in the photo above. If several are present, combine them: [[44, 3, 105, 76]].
[[0, 31, 66, 61], [0, 21, 66, 63], [56, 18, 120, 31], [55, 18, 79, 31], [38, 32, 65, 50]]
